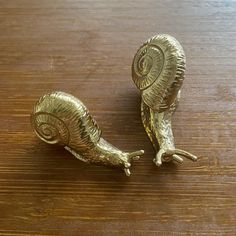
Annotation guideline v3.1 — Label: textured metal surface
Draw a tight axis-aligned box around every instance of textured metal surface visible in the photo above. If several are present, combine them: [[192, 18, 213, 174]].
[[132, 34, 197, 166], [31, 91, 144, 176]]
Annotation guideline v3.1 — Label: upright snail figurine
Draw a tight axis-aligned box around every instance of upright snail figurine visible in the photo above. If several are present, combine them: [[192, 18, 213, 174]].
[[132, 34, 197, 166], [31, 92, 144, 176]]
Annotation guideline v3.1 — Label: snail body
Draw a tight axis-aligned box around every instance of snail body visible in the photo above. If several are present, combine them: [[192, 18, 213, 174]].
[[132, 34, 197, 166], [31, 91, 144, 176]]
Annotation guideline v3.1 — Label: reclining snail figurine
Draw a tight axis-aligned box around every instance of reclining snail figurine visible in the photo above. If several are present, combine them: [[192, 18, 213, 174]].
[[132, 34, 198, 166], [31, 91, 144, 176]]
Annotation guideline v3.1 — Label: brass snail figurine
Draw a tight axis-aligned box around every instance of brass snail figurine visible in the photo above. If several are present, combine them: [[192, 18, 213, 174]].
[[31, 91, 144, 176], [132, 34, 197, 166]]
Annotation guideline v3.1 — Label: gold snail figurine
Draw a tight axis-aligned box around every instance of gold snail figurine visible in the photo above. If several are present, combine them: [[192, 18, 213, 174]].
[[31, 91, 144, 176], [132, 34, 197, 166]]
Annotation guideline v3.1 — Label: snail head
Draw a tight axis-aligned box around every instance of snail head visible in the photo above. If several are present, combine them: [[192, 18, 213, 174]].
[[121, 150, 144, 176]]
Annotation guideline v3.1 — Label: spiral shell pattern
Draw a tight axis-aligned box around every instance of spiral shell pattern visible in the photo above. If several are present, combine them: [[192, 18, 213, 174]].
[[132, 34, 186, 111], [132, 43, 164, 90], [31, 112, 69, 145]]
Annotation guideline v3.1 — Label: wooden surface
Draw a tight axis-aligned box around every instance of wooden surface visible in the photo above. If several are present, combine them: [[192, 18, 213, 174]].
[[0, 0, 235, 235]]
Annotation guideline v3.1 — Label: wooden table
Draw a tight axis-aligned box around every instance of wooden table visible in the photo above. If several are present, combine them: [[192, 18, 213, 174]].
[[0, 0, 235, 235]]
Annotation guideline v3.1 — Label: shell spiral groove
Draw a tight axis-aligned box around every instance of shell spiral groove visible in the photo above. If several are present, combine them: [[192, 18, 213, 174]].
[[31, 112, 70, 145], [132, 44, 164, 90]]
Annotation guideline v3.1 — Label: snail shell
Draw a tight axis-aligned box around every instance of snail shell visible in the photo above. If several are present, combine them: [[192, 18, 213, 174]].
[[31, 91, 101, 153], [31, 91, 144, 176], [132, 34, 186, 112]]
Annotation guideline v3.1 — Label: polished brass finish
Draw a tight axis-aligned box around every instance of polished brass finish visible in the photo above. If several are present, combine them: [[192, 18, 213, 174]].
[[132, 34, 197, 166], [31, 91, 144, 176]]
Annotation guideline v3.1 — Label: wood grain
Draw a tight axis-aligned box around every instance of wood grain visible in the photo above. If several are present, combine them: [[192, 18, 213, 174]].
[[0, 0, 235, 235]]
